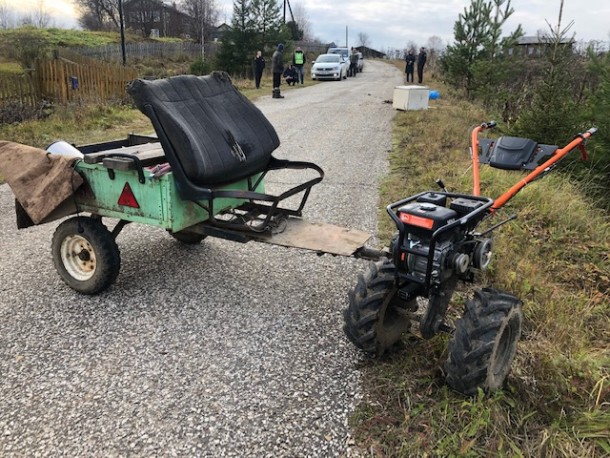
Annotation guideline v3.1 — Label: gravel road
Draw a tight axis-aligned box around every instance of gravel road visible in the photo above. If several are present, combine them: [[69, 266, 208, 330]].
[[0, 60, 403, 457]]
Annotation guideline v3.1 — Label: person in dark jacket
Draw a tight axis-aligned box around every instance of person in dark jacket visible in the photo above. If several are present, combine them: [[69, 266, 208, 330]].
[[283, 64, 298, 86], [349, 47, 359, 77], [272, 43, 285, 99], [292, 46, 306, 84], [404, 49, 415, 83], [417, 47, 427, 84], [254, 50, 265, 89]]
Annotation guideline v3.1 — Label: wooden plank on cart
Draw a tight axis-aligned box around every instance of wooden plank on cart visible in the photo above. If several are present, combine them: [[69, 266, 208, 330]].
[[250, 219, 371, 256], [84, 142, 165, 165]]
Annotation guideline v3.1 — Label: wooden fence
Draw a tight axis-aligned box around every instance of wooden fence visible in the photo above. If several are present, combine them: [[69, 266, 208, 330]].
[[35, 57, 138, 104], [0, 74, 38, 108], [67, 42, 219, 63]]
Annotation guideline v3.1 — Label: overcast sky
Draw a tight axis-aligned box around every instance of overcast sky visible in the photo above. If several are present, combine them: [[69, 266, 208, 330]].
[[6, 0, 610, 51]]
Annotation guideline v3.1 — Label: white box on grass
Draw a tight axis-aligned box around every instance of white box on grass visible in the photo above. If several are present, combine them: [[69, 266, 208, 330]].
[[392, 85, 429, 111]]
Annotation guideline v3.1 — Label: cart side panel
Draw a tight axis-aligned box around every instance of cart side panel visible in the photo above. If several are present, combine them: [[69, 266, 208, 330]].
[[75, 162, 167, 227], [74, 163, 265, 232], [165, 173, 266, 232]]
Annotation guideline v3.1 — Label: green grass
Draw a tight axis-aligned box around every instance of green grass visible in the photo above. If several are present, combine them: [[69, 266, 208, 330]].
[[0, 27, 144, 48], [351, 61, 610, 457]]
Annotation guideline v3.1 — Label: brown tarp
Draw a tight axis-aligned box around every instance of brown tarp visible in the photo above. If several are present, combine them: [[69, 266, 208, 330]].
[[0, 141, 83, 225]]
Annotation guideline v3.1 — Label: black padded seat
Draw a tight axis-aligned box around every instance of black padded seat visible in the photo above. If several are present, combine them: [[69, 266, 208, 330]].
[[488, 136, 537, 170], [128, 72, 280, 198]]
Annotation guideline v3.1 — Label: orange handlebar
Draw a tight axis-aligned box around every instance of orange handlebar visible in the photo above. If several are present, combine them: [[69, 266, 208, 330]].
[[491, 128, 596, 211]]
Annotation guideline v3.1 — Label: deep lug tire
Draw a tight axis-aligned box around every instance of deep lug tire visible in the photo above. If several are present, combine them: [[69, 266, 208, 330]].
[[167, 230, 206, 244], [445, 288, 523, 395], [51, 217, 121, 295], [343, 258, 413, 356]]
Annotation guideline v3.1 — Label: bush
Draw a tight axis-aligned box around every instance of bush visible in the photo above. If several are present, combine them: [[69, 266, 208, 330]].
[[0, 99, 51, 124], [190, 58, 214, 76]]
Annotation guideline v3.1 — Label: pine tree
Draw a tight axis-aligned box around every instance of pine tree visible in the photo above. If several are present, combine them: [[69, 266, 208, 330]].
[[250, 0, 284, 53], [217, 0, 256, 75], [440, 0, 522, 98]]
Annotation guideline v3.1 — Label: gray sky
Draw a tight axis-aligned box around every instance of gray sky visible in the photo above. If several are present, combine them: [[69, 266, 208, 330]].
[[6, 0, 610, 51], [214, 0, 610, 51]]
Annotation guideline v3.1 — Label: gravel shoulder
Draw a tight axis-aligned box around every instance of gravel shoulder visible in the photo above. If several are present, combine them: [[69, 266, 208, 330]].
[[0, 60, 403, 457]]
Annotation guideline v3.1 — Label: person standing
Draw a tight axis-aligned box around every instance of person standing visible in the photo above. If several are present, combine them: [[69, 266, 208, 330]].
[[404, 49, 415, 83], [254, 50, 265, 89], [272, 43, 285, 99], [417, 47, 427, 84], [349, 47, 359, 77], [292, 46, 306, 84]]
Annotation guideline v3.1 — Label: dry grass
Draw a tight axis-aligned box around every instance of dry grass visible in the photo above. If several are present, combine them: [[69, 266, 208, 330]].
[[351, 61, 610, 457]]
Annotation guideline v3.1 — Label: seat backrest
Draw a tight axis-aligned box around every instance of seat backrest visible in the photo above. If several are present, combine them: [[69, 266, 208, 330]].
[[128, 72, 279, 186], [489, 136, 537, 170]]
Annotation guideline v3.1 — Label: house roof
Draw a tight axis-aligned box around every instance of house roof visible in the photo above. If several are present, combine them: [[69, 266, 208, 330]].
[[517, 36, 574, 45], [123, 0, 190, 17]]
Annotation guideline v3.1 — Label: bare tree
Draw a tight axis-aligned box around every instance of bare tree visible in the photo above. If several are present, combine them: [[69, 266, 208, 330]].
[[0, 1, 16, 29], [357, 32, 369, 48], [33, 0, 52, 28], [75, 0, 120, 31], [291, 3, 312, 41], [180, 0, 220, 44], [426, 35, 445, 67]]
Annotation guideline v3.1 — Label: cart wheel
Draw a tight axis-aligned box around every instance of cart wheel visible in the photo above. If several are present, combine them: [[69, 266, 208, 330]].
[[51, 217, 121, 295], [343, 258, 415, 356], [445, 288, 523, 395], [167, 230, 206, 245]]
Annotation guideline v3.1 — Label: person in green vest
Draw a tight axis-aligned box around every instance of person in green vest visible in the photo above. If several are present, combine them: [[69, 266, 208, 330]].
[[292, 46, 306, 84]]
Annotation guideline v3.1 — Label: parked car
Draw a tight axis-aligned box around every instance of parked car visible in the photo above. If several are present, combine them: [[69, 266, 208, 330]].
[[327, 47, 350, 77], [311, 54, 346, 81]]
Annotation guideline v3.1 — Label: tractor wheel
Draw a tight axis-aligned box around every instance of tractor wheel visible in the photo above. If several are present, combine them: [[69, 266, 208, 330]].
[[51, 217, 121, 295], [168, 230, 206, 245], [343, 258, 414, 356], [445, 288, 523, 395]]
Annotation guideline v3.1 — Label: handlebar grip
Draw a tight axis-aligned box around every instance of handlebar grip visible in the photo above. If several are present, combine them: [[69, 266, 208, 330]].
[[587, 127, 598, 135], [481, 120, 497, 129]]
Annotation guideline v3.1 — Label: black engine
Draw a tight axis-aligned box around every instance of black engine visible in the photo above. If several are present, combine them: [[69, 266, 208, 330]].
[[393, 192, 492, 289]]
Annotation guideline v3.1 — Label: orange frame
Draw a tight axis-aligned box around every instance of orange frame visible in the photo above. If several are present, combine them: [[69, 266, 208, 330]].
[[470, 123, 596, 211]]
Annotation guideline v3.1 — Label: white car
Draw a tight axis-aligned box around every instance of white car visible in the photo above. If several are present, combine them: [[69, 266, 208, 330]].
[[327, 47, 350, 76], [311, 54, 347, 81]]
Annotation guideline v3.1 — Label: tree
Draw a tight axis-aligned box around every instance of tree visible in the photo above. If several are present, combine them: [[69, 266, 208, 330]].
[[217, 0, 289, 76], [32, 0, 52, 28], [291, 3, 311, 41], [426, 35, 444, 67], [0, 0, 15, 29], [440, 0, 523, 97], [285, 20, 303, 41], [181, 0, 220, 44], [251, 0, 283, 51], [357, 32, 369, 49], [511, 4, 581, 145], [216, 0, 256, 75], [7, 26, 51, 71], [75, 0, 119, 31]]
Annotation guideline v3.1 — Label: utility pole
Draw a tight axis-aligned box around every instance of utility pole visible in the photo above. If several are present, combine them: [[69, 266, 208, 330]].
[[118, 0, 126, 65], [201, 0, 206, 60], [345, 26, 348, 48]]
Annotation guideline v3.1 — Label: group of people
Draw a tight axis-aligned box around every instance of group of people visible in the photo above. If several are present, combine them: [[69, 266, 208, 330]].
[[255, 44, 428, 99], [404, 47, 427, 84], [253, 45, 306, 99]]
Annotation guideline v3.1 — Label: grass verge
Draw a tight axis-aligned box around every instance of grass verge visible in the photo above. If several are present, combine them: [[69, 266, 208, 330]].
[[350, 63, 609, 457]]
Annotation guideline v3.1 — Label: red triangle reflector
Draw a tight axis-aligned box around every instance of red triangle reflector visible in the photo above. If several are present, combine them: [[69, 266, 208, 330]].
[[118, 182, 140, 208]]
